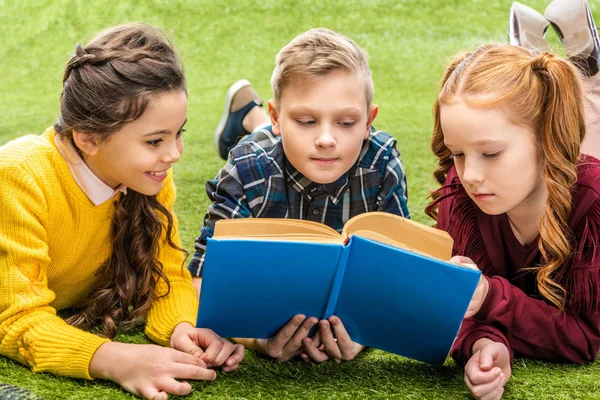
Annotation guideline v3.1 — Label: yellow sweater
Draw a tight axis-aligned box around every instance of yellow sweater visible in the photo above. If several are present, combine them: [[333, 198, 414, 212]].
[[0, 128, 198, 380]]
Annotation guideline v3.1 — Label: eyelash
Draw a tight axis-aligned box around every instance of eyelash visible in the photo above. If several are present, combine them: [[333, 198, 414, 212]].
[[483, 151, 501, 159], [451, 151, 501, 159], [146, 129, 186, 147], [295, 120, 356, 127]]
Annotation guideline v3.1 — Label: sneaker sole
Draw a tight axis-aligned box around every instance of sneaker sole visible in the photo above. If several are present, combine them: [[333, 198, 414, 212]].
[[213, 79, 251, 155], [545, 0, 596, 56], [510, 2, 550, 51]]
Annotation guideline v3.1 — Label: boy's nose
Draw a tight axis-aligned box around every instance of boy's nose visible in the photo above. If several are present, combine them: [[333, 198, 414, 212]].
[[315, 129, 336, 148]]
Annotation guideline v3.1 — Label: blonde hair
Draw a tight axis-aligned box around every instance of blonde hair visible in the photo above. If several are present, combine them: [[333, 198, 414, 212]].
[[426, 43, 586, 311], [270, 28, 373, 108]]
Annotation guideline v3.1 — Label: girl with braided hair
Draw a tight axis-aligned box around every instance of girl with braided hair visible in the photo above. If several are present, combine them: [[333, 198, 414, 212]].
[[0, 23, 243, 400], [427, 43, 600, 400]]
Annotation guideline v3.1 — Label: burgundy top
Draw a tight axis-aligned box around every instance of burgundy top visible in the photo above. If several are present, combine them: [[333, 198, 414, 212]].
[[436, 155, 600, 366]]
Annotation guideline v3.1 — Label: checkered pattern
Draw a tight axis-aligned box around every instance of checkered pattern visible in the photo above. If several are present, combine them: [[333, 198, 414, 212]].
[[188, 125, 409, 276]]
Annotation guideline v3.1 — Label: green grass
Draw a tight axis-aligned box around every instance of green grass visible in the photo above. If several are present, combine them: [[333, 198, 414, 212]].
[[1, 0, 599, 398]]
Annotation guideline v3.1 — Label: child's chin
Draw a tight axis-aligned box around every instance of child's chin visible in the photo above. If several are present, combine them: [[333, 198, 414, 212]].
[[309, 174, 342, 185], [130, 184, 163, 197]]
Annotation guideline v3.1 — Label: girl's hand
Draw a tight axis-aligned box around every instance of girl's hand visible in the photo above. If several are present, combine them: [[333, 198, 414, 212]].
[[170, 322, 245, 372], [89, 341, 216, 400], [465, 339, 511, 400], [300, 316, 365, 362], [252, 314, 318, 362], [450, 256, 489, 318]]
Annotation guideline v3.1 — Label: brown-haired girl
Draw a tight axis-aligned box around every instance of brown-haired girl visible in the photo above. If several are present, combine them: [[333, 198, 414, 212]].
[[427, 43, 600, 400], [0, 23, 243, 400]]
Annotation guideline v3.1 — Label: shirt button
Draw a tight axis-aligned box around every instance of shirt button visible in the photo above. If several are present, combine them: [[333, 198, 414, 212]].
[[312, 208, 321, 215]]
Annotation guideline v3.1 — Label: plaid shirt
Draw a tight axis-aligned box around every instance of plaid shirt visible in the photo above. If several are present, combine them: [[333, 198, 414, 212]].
[[188, 125, 409, 276]]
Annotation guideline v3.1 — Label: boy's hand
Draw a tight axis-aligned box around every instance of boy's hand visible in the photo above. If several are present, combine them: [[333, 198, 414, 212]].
[[465, 339, 511, 400], [254, 314, 318, 362], [170, 322, 244, 372], [450, 256, 489, 318], [301, 316, 365, 362]]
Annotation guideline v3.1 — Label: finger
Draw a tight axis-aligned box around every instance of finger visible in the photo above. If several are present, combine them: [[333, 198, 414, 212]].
[[478, 348, 495, 371], [157, 378, 193, 396], [467, 366, 503, 387], [207, 340, 234, 367], [267, 314, 306, 353], [171, 349, 209, 368], [318, 320, 342, 362], [280, 316, 318, 356], [141, 388, 168, 400], [222, 344, 245, 372], [171, 363, 218, 382], [302, 337, 329, 363], [450, 255, 474, 265], [190, 328, 221, 348], [464, 301, 477, 319], [311, 329, 322, 349], [328, 316, 355, 359], [188, 344, 204, 358], [481, 385, 505, 400], [469, 372, 504, 399], [170, 332, 205, 358], [200, 338, 224, 365]]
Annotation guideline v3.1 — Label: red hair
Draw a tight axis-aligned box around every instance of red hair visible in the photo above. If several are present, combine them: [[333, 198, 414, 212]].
[[426, 44, 585, 311]]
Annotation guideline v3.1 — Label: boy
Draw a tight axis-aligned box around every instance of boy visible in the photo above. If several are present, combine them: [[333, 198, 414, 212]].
[[190, 28, 409, 363]]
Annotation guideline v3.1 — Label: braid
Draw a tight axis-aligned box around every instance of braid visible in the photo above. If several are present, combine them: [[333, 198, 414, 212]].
[[59, 23, 188, 337]]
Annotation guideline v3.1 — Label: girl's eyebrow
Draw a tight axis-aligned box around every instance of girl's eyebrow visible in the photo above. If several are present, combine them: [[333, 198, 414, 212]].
[[142, 118, 188, 136]]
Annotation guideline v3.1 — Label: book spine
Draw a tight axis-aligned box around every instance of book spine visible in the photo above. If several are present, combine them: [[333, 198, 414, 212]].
[[321, 239, 352, 320]]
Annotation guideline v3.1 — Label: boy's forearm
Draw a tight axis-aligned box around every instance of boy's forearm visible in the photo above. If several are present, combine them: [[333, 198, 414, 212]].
[[233, 338, 266, 355]]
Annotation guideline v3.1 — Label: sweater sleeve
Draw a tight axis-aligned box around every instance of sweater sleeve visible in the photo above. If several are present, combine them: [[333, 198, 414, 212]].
[[443, 169, 600, 366], [145, 172, 199, 346], [0, 164, 109, 380], [462, 196, 600, 365], [470, 275, 600, 364], [451, 316, 513, 367]]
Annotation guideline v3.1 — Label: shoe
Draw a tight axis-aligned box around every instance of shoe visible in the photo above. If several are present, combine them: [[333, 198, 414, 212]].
[[509, 2, 550, 52], [545, 0, 600, 76], [214, 79, 263, 160]]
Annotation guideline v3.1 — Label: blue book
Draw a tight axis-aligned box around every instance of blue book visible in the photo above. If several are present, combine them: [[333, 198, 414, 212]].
[[196, 212, 481, 364]]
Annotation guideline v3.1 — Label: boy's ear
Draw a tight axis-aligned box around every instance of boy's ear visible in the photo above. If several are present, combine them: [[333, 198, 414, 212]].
[[365, 104, 379, 139], [268, 100, 281, 136], [72, 130, 100, 156]]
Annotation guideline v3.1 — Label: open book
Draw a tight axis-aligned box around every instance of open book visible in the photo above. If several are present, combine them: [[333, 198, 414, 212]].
[[196, 212, 481, 364]]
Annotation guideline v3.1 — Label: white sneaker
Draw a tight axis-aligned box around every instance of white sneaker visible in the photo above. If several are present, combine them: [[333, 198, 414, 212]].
[[509, 2, 550, 52], [545, 0, 599, 75]]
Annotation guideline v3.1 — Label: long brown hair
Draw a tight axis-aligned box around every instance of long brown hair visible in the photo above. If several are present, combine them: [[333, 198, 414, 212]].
[[426, 44, 585, 311], [55, 23, 187, 338]]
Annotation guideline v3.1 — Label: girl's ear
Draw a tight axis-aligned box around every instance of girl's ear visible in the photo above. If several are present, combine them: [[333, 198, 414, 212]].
[[268, 100, 281, 136], [365, 104, 379, 139], [72, 130, 100, 156]]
